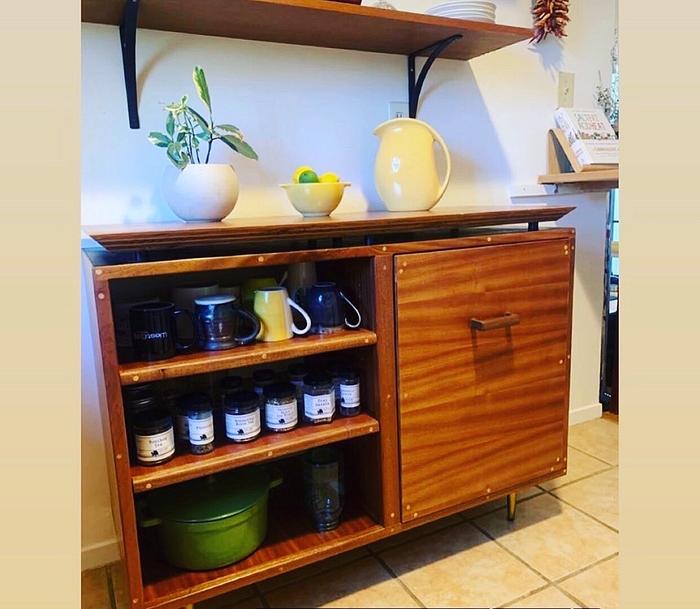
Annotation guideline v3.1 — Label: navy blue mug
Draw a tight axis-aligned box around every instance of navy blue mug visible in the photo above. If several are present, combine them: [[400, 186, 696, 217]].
[[306, 282, 362, 335], [194, 294, 261, 351]]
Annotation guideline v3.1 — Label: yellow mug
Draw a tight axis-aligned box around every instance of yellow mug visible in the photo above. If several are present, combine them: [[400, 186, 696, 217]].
[[254, 287, 311, 342], [241, 277, 277, 310]]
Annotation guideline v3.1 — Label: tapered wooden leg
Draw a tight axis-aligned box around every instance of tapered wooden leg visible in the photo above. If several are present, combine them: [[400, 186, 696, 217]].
[[182, 604, 194, 609], [507, 492, 517, 521]]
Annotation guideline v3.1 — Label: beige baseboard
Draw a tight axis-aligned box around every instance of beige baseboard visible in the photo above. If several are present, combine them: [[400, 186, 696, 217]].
[[81, 539, 120, 571], [569, 402, 603, 426]]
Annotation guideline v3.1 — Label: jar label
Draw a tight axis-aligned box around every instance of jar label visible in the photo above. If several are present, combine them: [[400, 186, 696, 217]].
[[225, 410, 261, 441], [340, 383, 361, 407], [304, 392, 335, 421], [188, 414, 214, 445], [176, 414, 189, 441], [265, 400, 298, 431], [135, 429, 175, 463]]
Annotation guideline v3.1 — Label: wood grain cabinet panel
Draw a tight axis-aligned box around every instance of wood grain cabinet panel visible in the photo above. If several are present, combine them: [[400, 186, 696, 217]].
[[395, 240, 573, 521]]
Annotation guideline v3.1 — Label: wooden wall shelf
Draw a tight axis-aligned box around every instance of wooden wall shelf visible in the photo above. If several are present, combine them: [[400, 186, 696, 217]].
[[538, 169, 619, 190], [82, 0, 531, 61], [132, 413, 379, 493], [119, 329, 377, 385]]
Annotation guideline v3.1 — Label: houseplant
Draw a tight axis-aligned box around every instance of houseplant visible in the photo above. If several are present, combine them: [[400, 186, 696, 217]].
[[148, 66, 258, 222]]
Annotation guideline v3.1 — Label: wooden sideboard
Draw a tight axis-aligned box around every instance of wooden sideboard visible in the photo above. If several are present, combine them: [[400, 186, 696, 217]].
[[83, 207, 575, 609]]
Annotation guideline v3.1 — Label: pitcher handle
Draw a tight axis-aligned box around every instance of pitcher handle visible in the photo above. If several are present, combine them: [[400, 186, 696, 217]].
[[339, 291, 362, 329], [425, 123, 451, 204], [287, 298, 312, 335]]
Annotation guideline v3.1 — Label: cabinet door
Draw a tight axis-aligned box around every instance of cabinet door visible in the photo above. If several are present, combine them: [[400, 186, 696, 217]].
[[396, 239, 573, 521]]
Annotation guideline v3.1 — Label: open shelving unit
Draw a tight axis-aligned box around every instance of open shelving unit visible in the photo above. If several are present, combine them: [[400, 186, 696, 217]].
[[81, 0, 532, 127], [538, 168, 619, 190]]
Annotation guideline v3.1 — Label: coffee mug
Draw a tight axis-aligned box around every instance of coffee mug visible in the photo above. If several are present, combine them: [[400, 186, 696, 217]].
[[242, 277, 277, 310], [129, 302, 195, 361], [286, 261, 317, 308], [172, 283, 220, 339], [194, 295, 261, 350], [254, 287, 311, 342], [306, 282, 362, 334]]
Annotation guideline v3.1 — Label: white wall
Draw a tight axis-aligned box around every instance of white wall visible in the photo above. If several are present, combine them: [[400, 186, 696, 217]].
[[81, 0, 617, 567]]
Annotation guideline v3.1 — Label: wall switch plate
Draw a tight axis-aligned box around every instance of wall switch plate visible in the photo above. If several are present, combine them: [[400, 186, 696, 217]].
[[558, 72, 575, 107], [389, 101, 409, 120]]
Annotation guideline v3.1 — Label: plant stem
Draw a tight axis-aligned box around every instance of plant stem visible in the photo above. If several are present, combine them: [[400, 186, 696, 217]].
[[183, 112, 201, 164]]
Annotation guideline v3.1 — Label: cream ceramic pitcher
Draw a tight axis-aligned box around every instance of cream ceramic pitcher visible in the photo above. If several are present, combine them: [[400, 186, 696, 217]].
[[373, 118, 451, 212]]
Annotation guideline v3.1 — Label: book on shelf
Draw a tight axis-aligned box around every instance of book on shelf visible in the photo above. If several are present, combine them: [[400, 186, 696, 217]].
[[554, 107, 619, 167]]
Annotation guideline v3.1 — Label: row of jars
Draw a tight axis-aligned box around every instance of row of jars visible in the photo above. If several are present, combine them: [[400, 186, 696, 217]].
[[123, 362, 362, 466]]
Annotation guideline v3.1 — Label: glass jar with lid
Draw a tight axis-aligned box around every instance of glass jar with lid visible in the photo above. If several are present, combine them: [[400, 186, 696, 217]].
[[337, 368, 361, 417], [287, 363, 308, 419], [122, 383, 158, 458], [263, 382, 298, 432], [218, 375, 243, 436], [303, 372, 335, 424], [132, 408, 175, 466], [223, 390, 262, 443], [253, 369, 276, 396], [179, 392, 215, 454]]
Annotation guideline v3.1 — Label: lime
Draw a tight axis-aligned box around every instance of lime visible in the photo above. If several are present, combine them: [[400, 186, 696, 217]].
[[319, 172, 340, 183], [298, 170, 320, 183], [292, 165, 314, 183]]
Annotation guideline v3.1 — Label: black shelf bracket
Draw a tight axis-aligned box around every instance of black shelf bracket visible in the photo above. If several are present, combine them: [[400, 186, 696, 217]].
[[408, 34, 462, 119], [120, 0, 141, 129]]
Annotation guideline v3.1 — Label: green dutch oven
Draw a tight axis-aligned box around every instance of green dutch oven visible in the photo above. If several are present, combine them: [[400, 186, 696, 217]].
[[140, 467, 282, 571]]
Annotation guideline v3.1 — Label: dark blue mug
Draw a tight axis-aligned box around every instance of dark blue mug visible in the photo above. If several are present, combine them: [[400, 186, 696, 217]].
[[306, 282, 362, 335], [194, 295, 261, 351]]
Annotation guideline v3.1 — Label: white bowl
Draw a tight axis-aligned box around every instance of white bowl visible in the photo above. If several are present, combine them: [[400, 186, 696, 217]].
[[280, 182, 351, 217]]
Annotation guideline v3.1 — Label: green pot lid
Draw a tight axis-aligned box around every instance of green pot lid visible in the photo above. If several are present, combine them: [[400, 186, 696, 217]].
[[148, 467, 273, 523]]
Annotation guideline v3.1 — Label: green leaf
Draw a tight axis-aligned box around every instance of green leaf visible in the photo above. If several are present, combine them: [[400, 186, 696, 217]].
[[167, 142, 188, 169], [187, 107, 212, 134], [147, 132, 171, 148], [220, 134, 259, 160], [192, 66, 211, 114], [166, 113, 175, 137], [217, 123, 241, 135]]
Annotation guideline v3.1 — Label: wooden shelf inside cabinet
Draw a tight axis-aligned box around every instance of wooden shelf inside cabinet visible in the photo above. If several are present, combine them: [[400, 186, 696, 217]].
[[82, 0, 531, 62], [141, 499, 384, 608], [119, 329, 377, 385], [132, 414, 379, 493]]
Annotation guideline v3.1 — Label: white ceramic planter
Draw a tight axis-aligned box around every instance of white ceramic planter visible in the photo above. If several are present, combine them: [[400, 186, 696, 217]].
[[164, 163, 239, 222]]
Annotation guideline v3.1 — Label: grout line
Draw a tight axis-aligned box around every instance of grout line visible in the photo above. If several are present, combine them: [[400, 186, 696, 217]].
[[496, 581, 552, 608], [105, 565, 118, 609], [545, 488, 619, 533], [370, 552, 427, 609], [553, 552, 619, 586], [539, 463, 616, 492], [550, 582, 590, 608], [566, 443, 617, 467]]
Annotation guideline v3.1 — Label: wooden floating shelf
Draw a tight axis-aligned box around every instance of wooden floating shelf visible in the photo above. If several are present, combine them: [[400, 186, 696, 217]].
[[132, 413, 379, 493], [538, 169, 619, 189], [141, 498, 384, 609], [82, 0, 532, 62], [84, 205, 575, 252], [119, 329, 377, 385]]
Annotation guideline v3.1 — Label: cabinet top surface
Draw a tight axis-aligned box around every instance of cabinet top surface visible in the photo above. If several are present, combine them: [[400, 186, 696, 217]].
[[82, 205, 575, 253], [81, 0, 532, 61]]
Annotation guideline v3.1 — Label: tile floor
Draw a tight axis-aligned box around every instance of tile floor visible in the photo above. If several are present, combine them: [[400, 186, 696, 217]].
[[82, 415, 618, 609]]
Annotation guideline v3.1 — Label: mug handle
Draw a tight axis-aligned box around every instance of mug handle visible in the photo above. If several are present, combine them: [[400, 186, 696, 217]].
[[173, 309, 196, 352], [233, 307, 262, 346], [339, 291, 362, 329], [287, 298, 311, 335]]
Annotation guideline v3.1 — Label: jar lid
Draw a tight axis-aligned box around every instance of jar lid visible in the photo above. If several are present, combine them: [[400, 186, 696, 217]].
[[177, 392, 211, 411], [303, 371, 332, 387], [132, 408, 172, 434], [123, 383, 155, 403], [223, 390, 260, 411], [148, 467, 278, 523], [253, 369, 276, 384], [287, 363, 308, 378], [337, 368, 359, 383], [264, 381, 296, 400], [220, 375, 243, 393], [194, 294, 235, 306]]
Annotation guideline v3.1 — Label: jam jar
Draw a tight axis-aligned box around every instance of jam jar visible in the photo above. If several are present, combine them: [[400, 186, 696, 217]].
[[253, 369, 276, 397], [263, 382, 298, 432], [302, 372, 335, 424], [287, 363, 308, 418], [180, 392, 215, 454], [122, 383, 157, 459], [132, 408, 175, 466], [218, 375, 243, 435], [337, 368, 361, 417], [223, 390, 262, 443]]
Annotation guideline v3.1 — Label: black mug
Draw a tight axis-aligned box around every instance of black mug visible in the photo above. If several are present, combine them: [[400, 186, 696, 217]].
[[129, 302, 194, 361], [306, 282, 362, 335], [194, 294, 261, 351]]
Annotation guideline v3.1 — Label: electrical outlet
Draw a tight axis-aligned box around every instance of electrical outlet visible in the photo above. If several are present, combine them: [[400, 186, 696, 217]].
[[389, 101, 409, 120], [558, 72, 575, 107]]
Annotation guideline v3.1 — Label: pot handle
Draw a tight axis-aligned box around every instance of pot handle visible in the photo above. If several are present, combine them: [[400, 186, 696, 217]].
[[425, 123, 452, 204], [268, 466, 284, 490], [136, 500, 162, 529]]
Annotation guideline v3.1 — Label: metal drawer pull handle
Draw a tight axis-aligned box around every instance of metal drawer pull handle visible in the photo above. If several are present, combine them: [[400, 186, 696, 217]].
[[470, 312, 521, 331]]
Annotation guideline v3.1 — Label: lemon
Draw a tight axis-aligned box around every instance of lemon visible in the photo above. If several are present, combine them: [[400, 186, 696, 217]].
[[298, 170, 320, 183], [319, 172, 340, 183], [292, 165, 314, 183]]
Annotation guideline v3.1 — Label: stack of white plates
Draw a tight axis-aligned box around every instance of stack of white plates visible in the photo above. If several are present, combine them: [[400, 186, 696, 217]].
[[425, 1, 496, 23]]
